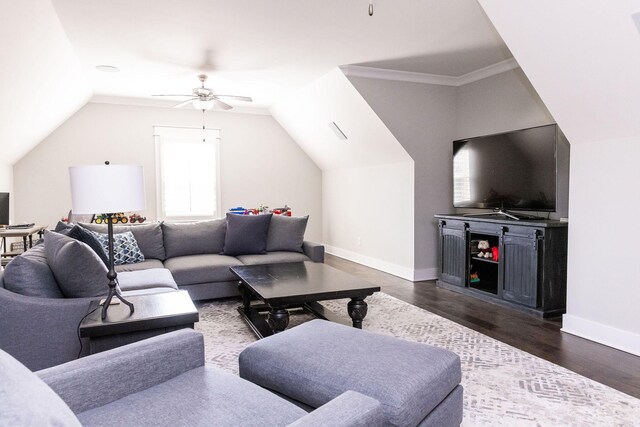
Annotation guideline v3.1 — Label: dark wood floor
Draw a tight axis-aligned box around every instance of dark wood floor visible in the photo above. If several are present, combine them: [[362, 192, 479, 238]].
[[325, 254, 640, 399]]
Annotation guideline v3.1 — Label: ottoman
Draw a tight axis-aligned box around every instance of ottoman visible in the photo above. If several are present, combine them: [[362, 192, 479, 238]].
[[239, 319, 463, 427]]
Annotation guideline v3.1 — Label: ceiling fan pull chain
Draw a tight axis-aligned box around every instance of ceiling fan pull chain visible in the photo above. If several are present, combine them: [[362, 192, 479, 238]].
[[202, 110, 206, 143], [369, 0, 373, 16]]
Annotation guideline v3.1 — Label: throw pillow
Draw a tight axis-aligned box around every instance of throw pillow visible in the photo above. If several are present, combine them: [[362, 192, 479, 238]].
[[3, 245, 63, 298], [0, 349, 82, 427], [223, 213, 272, 256], [266, 215, 308, 253], [90, 231, 145, 265], [44, 231, 108, 298], [161, 219, 227, 258], [54, 221, 74, 233]]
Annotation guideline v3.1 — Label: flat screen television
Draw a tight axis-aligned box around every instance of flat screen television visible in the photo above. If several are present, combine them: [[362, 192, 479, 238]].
[[453, 124, 562, 214], [0, 192, 8, 225]]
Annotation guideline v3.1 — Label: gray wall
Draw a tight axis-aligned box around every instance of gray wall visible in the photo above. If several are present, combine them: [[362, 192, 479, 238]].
[[348, 68, 560, 277]]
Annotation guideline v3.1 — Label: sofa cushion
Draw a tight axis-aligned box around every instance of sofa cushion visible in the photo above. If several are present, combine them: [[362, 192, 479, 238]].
[[117, 269, 178, 292], [3, 244, 63, 298], [266, 215, 308, 253], [223, 213, 272, 256], [80, 222, 166, 261], [90, 230, 145, 265], [115, 259, 164, 272], [163, 254, 243, 286], [162, 219, 227, 258], [239, 319, 462, 427], [44, 231, 108, 298], [76, 366, 306, 427], [0, 348, 81, 427], [236, 252, 311, 266]]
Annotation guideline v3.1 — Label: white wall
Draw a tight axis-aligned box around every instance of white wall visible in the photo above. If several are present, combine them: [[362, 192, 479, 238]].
[[323, 162, 415, 278], [0, 164, 13, 224], [347, 77, 457, 279], [271, 69, 416, 278], [479, 0, 640, 355], [562, 136, 640, 355], [13, 102, 322, 242]]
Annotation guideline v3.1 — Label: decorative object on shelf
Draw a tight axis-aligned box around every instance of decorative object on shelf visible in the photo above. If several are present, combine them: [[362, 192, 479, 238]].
[[128, 213, 146, 224], [94, 213, 129, 224], [69, 161, 146, 320], [477, 240, 493, 259], [492, 246, 500, 261], [228, 204, 293, 216]]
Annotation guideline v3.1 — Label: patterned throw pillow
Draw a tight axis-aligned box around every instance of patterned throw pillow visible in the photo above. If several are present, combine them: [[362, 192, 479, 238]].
[[91, 231, 145, 265]]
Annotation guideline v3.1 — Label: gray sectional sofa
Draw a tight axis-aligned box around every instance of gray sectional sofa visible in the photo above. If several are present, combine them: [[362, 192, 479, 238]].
[[0, 216, 324, 370], [80, 219, 324, 300]]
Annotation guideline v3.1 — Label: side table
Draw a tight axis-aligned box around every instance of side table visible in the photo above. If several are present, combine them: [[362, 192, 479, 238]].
[[80, 290, 199, 354]]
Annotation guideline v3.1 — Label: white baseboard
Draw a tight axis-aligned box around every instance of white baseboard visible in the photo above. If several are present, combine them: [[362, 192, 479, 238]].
[[562, 314, 640, 356], [324, 245, 438, 282]]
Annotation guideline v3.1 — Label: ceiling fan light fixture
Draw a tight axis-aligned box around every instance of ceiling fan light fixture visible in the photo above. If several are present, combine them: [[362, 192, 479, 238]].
[[193, 99, 214, 110]]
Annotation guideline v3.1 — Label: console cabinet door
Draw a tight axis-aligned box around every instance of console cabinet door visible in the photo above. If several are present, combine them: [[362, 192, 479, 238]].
[[439, 224, 467, 287], [502, 234, 539, 307]]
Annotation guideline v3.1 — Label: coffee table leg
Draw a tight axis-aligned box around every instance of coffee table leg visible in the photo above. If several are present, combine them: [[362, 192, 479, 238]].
[[347, 297, 368, 329], [268, 308, 289, 333], [238, 282, 251, 311]]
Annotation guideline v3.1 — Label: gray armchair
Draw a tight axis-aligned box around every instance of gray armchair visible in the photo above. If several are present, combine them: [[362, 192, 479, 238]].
[[1, 329, 386, 427]]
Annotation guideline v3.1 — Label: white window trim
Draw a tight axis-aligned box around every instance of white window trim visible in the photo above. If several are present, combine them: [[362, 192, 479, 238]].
[[153, 125, 222, 221]]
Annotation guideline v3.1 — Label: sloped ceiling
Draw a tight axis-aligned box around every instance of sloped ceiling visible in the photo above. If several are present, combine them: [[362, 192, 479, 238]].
[[270, 69, 412, 171], [0, 0, 91, 165], [478, 0, 640, 144]]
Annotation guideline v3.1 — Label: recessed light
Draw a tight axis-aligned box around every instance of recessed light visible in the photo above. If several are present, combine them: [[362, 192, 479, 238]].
[[95, 65, 120, 73]]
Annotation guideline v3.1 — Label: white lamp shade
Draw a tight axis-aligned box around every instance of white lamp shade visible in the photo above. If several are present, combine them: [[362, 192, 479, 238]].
[[69, 165, 146, 214]]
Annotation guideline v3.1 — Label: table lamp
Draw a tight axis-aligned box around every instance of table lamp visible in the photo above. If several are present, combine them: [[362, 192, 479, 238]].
[[69, 162, 145, 319]]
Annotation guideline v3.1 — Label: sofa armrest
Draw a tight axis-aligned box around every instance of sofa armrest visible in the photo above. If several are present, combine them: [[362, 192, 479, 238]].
[[303, 241, 324, 263], [37, 329, 204, 414], [0, 287, 94, 371], [288, 391, 385, 427]]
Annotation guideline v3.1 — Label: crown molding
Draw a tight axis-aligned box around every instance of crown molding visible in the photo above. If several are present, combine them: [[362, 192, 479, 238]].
[[89, 95, 271, 115], [341, 58, 519, 87], [341, 65, 459, 86]]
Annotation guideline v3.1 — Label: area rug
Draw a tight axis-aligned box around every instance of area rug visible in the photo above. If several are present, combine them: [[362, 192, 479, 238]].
[[195, 293, 640, 426]]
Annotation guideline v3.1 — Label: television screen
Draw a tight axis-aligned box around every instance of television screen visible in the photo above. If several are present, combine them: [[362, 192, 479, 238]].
[[453, 125, 557, 212], [0, 192, 8, 225]]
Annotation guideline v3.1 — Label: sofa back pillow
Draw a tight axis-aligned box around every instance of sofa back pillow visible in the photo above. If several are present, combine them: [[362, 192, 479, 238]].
[[55, 222, 110, 266], [223, 213, 272, 256], [44, 231, 108, 298], [162, 219, 227, 258], [80, 222, 165, 260], [3, 245, 63, 298], [266, 215, 308, 253]]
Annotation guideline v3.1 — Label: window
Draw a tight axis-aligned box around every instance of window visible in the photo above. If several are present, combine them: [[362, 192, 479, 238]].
[[453, 147, 471, 204], [154, 126, 220, 221]]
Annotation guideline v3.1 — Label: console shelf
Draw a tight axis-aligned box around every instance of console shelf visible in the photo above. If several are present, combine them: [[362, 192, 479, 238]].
[[435, 214, 568, 318]]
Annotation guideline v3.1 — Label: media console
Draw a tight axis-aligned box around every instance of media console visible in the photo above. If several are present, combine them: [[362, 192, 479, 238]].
[[434, 214, 568, 317]]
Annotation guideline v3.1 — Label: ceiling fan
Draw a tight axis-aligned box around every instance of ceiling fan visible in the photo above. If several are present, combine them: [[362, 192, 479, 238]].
[[153, 74, 252, 111]]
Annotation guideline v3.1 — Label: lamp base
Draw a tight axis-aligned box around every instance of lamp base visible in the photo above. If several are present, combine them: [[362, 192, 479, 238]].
[[101, 283, 135, 320]]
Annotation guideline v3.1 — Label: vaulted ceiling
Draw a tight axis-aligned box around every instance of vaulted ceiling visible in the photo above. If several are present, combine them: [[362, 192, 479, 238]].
[[2, 0, 512, 165]]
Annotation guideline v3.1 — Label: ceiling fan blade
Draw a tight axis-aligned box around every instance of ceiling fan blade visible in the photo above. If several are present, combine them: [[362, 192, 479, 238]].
[[172, 98, 197, 109], [152, 94, 193, 97], [213, 99, 233, 110], [214, 95, 253, 102]]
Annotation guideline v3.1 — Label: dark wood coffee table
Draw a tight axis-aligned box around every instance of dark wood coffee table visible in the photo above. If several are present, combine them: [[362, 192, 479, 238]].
[[80, 290, 199, 354], [231, 262, 380, 338]]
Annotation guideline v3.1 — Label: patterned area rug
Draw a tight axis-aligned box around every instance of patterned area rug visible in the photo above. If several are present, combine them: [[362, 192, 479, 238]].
[[195, 293, 640, 426]]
